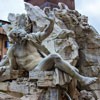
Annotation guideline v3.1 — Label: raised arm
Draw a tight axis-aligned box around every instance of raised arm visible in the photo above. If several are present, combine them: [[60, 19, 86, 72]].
[[22, 15, 55, 43], [39, 16, 54, 41]]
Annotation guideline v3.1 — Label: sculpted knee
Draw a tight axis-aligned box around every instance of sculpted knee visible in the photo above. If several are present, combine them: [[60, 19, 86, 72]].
[[49, 53, 62, 61]]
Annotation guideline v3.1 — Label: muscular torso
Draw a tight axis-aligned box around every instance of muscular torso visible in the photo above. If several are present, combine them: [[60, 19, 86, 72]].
[[14, 41, 42, 71]]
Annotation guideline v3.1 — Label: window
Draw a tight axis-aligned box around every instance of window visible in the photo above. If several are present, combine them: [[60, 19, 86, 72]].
[[5, 41, 10, 49], [0, 22, 2, 27], [0, 55, 1, 61]]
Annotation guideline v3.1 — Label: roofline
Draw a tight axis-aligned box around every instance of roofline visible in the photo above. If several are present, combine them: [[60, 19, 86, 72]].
[[0, 20, 10, 24]]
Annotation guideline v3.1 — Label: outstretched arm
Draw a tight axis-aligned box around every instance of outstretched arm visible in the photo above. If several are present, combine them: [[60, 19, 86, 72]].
[[39, 16, 54, 41], [22, 15, 55, 43]]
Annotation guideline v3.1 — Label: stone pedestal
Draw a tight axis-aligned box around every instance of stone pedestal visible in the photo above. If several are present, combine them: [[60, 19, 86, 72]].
[[0, 70, 72, 100]]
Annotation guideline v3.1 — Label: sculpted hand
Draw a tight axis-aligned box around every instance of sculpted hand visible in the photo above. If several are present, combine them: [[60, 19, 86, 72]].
[[44, 12, 55, 22], [44, 7, 55, 22]]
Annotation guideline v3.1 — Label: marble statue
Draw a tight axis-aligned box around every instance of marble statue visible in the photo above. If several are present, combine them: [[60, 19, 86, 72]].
[[0, 2, 99, 100], [1, 3, 97, 86]]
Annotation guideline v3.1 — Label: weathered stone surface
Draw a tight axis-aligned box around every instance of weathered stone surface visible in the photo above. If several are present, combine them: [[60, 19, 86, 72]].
[[30, 70, 71, 87], [75, 24, 100, 100], [21, 88, 62, 100], [0, 69, 28, 82], [0, 80, 41, 95], [51, 4, 100, 99], [79, 90, 95, 100], [0, 82, 9, 91], [93, 90, 100, 100], [29, 70, 53, 80], [29, 70, 54, 87], [21, 95, 40, 100], [0, 92, 20, 100]]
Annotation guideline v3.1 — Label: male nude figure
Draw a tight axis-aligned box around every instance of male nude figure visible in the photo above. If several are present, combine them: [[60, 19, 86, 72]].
[[4, 14, 97, 86]]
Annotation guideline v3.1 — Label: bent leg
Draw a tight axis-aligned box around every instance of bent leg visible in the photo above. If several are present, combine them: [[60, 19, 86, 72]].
[[35, 53, 97, 85], [53, 54, 97, 85], [35, 53, 79, 75], [34, 54, 55, 71]]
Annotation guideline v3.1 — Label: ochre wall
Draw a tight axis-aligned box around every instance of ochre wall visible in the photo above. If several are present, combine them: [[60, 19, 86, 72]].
[[0, 24, 8, 60], [0, 34, 8, 60], [26, 0, 46, 6], [0, 20, 10, 60]]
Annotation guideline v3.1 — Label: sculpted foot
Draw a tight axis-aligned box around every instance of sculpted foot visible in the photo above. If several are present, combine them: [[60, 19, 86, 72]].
[[81, 77, 98, 85]]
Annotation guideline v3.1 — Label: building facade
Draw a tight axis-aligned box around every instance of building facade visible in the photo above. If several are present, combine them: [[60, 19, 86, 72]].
[[0, 20, 10, 60], [24, 0, 75, 10]]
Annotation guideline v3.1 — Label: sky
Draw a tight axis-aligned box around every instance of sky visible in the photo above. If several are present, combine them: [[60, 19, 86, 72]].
[[0, 0, 25, 20], [75, 0, 100, 33], [0, 0, 100, 33]]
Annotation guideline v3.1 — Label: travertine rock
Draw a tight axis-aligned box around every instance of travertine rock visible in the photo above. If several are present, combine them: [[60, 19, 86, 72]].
[[79, 90, 95, 100], [53, 5, 100, 99], [0, 69, 28, 82], [0, 92, 20, 100]]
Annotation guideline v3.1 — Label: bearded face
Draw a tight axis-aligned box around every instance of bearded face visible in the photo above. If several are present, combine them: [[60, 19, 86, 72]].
[[8, 28, 27, 43]]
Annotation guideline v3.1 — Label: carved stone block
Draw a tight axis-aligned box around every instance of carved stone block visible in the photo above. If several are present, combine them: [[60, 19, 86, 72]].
[[0, 92, 20, 100], [0, 69, 28, 82]]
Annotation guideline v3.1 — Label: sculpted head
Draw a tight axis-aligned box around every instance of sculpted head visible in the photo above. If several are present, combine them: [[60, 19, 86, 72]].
[[3, 13, 32, 43], [8, 28, 27, 43]]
